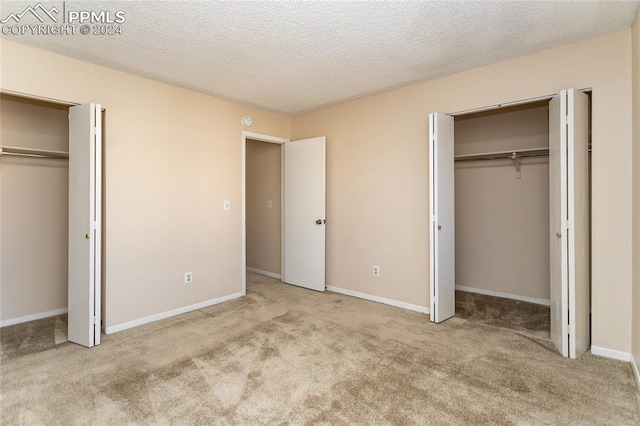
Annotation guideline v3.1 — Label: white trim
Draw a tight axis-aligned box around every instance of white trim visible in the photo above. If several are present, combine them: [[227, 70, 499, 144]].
[[448, 93, 555, 117], [105, 292, 243, 334], [456, 285, 550, 306], [280, 145, 285, 281], [326, 286, 429, 314], [428, 112, 436, 322], [246, 267, 281, 280], [590, 346, 632, 362], [0, 308, 68, 328], [241, 131, 289, 296], [243, 131, 289, 144], [0, 89, 78, 107], [632, 355, 640, 392]]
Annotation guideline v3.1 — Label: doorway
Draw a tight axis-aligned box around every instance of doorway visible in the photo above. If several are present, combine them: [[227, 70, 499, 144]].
[[242, 131, 287, 295], [453, 101, 552, 339], [241, 131, 327, 293], [0, 94, 70, 328], [245, 138, 283, 280]]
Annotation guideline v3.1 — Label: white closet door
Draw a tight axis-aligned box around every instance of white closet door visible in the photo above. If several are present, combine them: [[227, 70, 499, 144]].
[[283, 137, 326, 292], [68, 103, 101, 347], [549, 94, 568, 356], [567, 89, 590, 358], [429, 113, 455, 323], [549, 89, 590, 358]]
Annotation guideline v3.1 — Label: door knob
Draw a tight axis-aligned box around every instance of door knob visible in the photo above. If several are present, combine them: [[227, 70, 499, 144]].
[[437, 225, 442, 230], [315, 219, 323, 225], [556, 232, 562, 238], [85, 233, 90, 239]]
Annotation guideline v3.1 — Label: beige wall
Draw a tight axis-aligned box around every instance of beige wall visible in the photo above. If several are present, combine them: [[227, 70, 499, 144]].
[[0, 95, 69, 321], [454, 104, 550, 301], [631, 7, 640, 372], [292, 30, 633, 353], [0, 40, 291, 329], [246, 139, 281, 275]]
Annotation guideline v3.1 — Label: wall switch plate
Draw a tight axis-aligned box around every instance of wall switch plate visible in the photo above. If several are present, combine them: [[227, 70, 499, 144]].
[[266, 199, 273, 209], [372, 265, 380, 277], [223, 200, 231, 211], [184, 271, 193, 284]]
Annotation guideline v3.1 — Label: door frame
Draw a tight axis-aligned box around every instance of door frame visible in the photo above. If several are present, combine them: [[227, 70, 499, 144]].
[[241, 131, 289, 295]]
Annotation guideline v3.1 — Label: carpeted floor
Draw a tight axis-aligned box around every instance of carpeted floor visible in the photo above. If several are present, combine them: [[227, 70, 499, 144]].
[[455, 290, 551, 340], [1, 273, 639, 424]]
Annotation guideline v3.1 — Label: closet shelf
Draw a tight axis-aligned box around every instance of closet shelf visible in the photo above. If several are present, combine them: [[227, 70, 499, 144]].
[[454, 147, 549, 162], [0, 146, 69, 159]]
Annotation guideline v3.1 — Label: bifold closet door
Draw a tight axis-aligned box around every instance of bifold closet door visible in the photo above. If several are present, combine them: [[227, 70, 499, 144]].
[[283, 137, 326, 292], [429, 113, 455, 323], [549, 89, 589, 359], [68, 103, 102, 348]]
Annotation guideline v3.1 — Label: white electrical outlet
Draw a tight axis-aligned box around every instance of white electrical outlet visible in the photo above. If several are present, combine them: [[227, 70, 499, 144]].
[[266, 199, 273, 209], [372, 265, 380, 277], [223, 200, 231, 211], [184, 271, 193, 284]]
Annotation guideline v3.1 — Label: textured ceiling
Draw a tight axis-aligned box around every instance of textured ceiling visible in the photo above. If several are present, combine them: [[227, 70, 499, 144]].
[[1, 1, 638, 115]]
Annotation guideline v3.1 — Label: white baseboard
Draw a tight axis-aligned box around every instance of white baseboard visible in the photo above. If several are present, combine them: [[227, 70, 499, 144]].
[[326, 286, 429, 314], [246, 267, 281, 280], [105, 292, 243, 334], [455, 285, 550, 306], [0, 307, 68, 328], [591, 346, 632, 362]]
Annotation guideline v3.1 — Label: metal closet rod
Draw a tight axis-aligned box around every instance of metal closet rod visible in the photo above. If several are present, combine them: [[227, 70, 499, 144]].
[[0, 146, 69, 159], [454, 147, 549, 162]]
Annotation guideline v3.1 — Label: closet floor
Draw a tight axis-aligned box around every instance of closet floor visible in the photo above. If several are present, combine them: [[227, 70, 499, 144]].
[[0, 314, 69, 360], [455, 291, 551, 340]]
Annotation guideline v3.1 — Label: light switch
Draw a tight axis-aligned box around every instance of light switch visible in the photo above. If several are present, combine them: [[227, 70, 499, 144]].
[[223, 200, 231, 211], [266, 199, 273, 209]]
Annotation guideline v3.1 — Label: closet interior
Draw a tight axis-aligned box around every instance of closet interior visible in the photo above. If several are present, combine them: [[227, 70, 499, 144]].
[[0, 94, 70, 328], [452, 97, 591, 338]]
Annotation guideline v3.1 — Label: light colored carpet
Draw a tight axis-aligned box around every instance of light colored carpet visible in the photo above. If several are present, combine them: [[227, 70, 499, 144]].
[[455, 290, 551, 340], [1, 272, 639, 425]]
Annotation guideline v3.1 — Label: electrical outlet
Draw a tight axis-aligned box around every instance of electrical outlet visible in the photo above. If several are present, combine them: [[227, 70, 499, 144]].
[[223, 200, 231, 211], [184, 271, 193, 284], [372, 265, 380, 277]]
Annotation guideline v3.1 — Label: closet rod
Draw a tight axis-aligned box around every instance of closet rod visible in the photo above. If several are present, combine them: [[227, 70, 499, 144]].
[[454, 147, 549, 162], [0, 146, 69, 159]]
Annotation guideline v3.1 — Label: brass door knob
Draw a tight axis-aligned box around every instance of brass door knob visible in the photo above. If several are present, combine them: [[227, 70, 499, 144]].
[[556, 232, 562, 238], [85, 233, 90, 239], [437, 225, 442, 230], [315, 219, 323, 225]]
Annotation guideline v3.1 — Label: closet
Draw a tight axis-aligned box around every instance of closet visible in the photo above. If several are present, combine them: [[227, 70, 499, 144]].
[[454, 102, 551, 310], [429, 89, 591, 359], [1, 93, 103, 348], [0, 94, 70, 327]]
